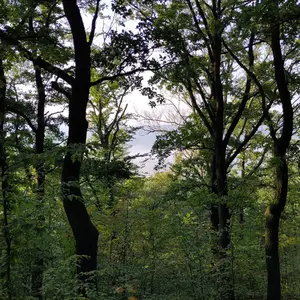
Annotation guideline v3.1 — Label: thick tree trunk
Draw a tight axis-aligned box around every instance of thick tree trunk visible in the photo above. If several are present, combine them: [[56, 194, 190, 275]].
[[35, 65, 46, 196], [210, 151, 233, 299], [61, 1, 99, 294], [265, 153, 288, 300], [216, 171, 233, 300], [211, 9, 231, 251], [61, 87, 99, 293], [210, 153, 230, 248], [61, 86, 99, 276], [212, 7, 233, 298]]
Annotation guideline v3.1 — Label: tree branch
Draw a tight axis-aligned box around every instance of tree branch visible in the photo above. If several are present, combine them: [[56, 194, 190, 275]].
[[193, 77, 215, 124], [223, 31, 255, 148], [0, 29, 74, 85], [51, 81, 72, 100], [186, 79, 214, 136], [185, 0, 213, 61], [89, 0, 101, 46], [90, 67, 157, 86], [226, 100, 272, 169], [194, 0, 213, 43], [7, 106, 37, 134], [222, 38, 276, 141]]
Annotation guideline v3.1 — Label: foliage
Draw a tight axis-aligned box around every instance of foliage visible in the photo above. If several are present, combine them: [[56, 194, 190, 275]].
[[0, 0, 299, 299]]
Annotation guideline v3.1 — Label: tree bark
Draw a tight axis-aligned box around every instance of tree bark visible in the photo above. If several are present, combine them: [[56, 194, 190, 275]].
[[61, 0, 99, 294], [210, 154, 219, 231], [31, 63, 46, 300], [265, 0, 293, 298], [212, 5, 233, 298], [265, 155, 287, 300], [0, 59, 12, 300], [210, 1, 231, 252]]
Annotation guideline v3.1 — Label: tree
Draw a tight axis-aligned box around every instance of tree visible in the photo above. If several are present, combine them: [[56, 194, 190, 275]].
[[264, 1, 294, 298], [118, 1, 274, 297], [0, 55, 12, 300], [0, 0, 299, 298], [0, 0, 154, 293]]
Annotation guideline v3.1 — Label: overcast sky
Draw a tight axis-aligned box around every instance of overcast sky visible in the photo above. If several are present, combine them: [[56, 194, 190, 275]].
[[124, 87, 168, 175]]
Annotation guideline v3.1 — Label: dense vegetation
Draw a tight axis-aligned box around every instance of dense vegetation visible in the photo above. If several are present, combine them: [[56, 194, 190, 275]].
[[0, 0, 299, 299]]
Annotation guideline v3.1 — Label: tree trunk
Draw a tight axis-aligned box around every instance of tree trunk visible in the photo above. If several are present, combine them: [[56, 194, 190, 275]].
[[265, 151, 288, 300], [61, 1, 99, 294], [210, 154, 219, 231], [211, 6, 231, 251], [210, 153, 230, 250], [212, 7, 233, 298], [239, 152, 246, 224], [31, 63, 46, 300], [215, 145, 230, 250], [265, 0, 293, 298], [61, 82, 99, 294], [0, 59, 12, 300], [265, 201, 281, 299]]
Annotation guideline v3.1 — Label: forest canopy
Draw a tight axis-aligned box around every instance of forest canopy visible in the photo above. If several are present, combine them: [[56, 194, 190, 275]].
[[0, 0, 299, 299]]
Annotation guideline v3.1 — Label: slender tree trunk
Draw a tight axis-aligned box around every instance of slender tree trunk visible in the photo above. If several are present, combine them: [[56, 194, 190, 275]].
[[34, 65, 46, 202], [265, 0, 293, 298], [210, 154, 219, 231], [31, 64, 46, 300], [61, 1, 99, 294], [0, 59, 12, 300], [215, 147, 230, 249], [1, 154, 11, 300], [239, 152, 246, 223]]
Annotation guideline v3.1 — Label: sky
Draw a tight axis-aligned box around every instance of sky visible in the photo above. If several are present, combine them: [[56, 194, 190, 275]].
[[123, 85, 191, 175], [123, 86, 174, 175]]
